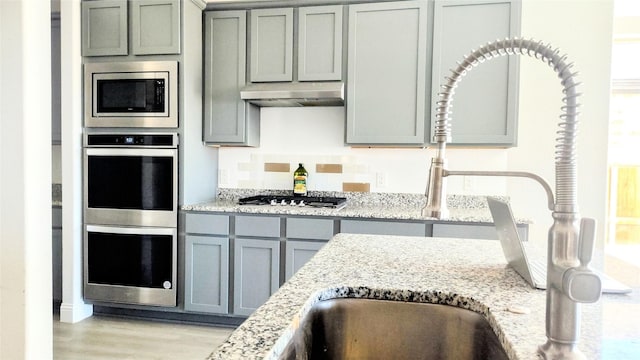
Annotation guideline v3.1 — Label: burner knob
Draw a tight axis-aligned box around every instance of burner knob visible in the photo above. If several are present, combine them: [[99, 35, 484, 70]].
[[270, 199, 277, 206], [280, 199, 287, 206], [298, 200, 306, 207], [290, 200, 296, 206]]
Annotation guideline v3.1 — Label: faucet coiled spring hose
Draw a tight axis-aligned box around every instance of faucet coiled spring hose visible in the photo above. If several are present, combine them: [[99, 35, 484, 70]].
[[433, 38, 580, 213]]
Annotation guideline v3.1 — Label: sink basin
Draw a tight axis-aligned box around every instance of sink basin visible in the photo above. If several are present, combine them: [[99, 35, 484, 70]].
[[279, 298, 509, 360]]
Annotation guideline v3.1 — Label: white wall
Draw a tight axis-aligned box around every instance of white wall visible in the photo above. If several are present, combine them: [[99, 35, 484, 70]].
[[0, 0, 53, 358], [513, 0, 614, 246], [219, 0, 615, 250]]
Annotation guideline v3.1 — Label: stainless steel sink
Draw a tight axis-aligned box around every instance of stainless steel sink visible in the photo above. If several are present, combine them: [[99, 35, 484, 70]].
[[279, 298, 509, 360]]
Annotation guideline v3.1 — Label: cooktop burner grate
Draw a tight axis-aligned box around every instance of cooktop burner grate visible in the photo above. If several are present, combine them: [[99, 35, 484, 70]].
[[238, 195, 347, 209]]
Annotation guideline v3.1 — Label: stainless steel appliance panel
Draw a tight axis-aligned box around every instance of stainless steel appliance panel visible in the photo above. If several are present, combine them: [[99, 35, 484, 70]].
[[83, 147, 178, 227], [84, 61, 178, 128], [84, 225, 177, 307]]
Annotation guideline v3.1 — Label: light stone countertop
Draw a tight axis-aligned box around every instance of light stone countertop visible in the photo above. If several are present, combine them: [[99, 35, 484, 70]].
[[182, 192, 531, 224], [209, 233, 639, 360]]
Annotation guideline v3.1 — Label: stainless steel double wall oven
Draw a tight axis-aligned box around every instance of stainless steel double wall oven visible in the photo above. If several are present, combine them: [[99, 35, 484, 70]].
[[83, 60, 179, 307]]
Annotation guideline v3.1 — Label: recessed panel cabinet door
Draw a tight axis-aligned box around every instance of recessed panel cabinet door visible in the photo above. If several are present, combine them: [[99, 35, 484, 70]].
[[184, 236, 230, 314], [346, 0, 428, 145], [430, 0, 521, 146], [233, 238, 280, 316], [298, 5, 343, 81], [203, 11, 260, 146], [82, 0, 128, 56], [250, 8, 294, 82], [131, 0, 181, 55]]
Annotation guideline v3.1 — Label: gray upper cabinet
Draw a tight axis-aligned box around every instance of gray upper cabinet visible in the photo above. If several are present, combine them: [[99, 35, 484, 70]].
[[82, 0, 128, 56], [131, 0, 181, 55], [82, 0, 180, 56], [430, 0, 521, 146], [51, 16, 61, 145], [250, 8, 294, 82], [249, 6, 343, 83], [297, 5, 343, 81], [203, 11, 260, 146], [346, 0, 428, 145]]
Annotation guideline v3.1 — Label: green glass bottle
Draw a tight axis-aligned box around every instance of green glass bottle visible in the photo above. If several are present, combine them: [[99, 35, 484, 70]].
[[293, 163, 308, 196]]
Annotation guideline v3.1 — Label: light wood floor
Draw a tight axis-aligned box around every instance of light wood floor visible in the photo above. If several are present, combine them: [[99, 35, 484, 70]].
[[53, 313, 234, 360]]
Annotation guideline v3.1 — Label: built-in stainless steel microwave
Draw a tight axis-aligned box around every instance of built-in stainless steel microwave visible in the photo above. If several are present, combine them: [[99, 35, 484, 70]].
[[84, 61, 178, 128]]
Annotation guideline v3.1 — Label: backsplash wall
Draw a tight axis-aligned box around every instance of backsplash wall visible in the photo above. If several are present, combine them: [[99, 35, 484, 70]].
[[217, 107, 509, 195]]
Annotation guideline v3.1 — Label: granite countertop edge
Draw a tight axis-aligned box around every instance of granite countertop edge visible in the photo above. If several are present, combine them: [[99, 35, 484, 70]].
[[208, 233, 620, 360], [181, 191, 532, 224]]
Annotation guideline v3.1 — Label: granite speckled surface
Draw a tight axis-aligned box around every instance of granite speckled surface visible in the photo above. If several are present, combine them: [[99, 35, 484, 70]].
[[182, 190, 528, 224], [209, 234, 638, 360]]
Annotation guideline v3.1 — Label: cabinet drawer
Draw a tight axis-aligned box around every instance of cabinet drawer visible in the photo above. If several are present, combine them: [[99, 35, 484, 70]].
[[286, 218, 334, 240], [185, 213, 229, 235], [235, 215, 280, 238], [341, 219, 426, 237], [432, 223, 528, 241]]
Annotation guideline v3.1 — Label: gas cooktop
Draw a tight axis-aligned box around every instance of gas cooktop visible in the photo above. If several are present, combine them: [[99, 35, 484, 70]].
[[238, 195, 347, 210]]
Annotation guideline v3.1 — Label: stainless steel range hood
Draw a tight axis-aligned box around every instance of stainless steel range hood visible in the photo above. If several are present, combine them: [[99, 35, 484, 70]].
[[240, 82, 344, 107]]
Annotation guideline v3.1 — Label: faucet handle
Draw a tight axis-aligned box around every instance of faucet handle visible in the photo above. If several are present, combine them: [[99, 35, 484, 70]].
[[578, 217, 596, 266], [562, 217, 601, 303]]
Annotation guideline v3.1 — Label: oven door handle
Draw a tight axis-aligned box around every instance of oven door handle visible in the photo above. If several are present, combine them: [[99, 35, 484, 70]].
[[86, 225, 177, 236]]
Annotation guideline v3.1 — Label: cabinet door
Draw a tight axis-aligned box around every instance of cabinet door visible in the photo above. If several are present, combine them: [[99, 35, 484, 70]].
[[82, 0, 128, 56], [203, 11, 260, 146], [341, 219, 427, 237], [285, 240, 325, 281], [185, 213, 229, 236], [430, 0, 521, 146], [286, 217, 334, 240], [250, 8, 294, 82], [346, 0, 428, 145], [52, 207, 63, 302], [184, 236, 230, 314], [233, 238, 280, 316], [131, 0, 181, 55], [298, 6, 343, 81], [51, 17, 61, 145], [432, 223, 528, 241]]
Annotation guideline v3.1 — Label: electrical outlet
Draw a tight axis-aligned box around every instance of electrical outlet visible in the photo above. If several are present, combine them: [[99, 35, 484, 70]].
[[376, 172, 387, 188]]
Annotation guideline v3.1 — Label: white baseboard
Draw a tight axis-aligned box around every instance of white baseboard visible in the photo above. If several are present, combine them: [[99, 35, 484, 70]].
[[59, 301, 93, 323]]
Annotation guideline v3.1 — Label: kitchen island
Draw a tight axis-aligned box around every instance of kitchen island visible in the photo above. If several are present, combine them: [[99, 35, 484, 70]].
[[209, 233, 639, 360]]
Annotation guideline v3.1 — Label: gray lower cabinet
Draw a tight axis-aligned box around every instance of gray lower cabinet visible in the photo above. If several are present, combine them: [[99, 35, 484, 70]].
[[203, 10, 259, 146], [430, 0, 521, 146], [285, 240, 325, 281], [233, 215, 281, 316], [233, 238, 280, 316], [341, 219, 427, 237], [52, 207, 62, 302], [81, 0, 180, 56], [346, 0, 428, 145], [432, 222, 528, 241], [184, 235, 230, 314], [284, 217, 334, 280], [183, 213, 230, 314]]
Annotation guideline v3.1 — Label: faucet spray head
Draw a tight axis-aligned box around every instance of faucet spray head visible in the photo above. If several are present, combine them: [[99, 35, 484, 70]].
[[422, 158, 449, 219]]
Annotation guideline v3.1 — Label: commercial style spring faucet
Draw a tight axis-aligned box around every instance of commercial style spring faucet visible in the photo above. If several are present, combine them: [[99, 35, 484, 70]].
[[421, 38, 602, 360]]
